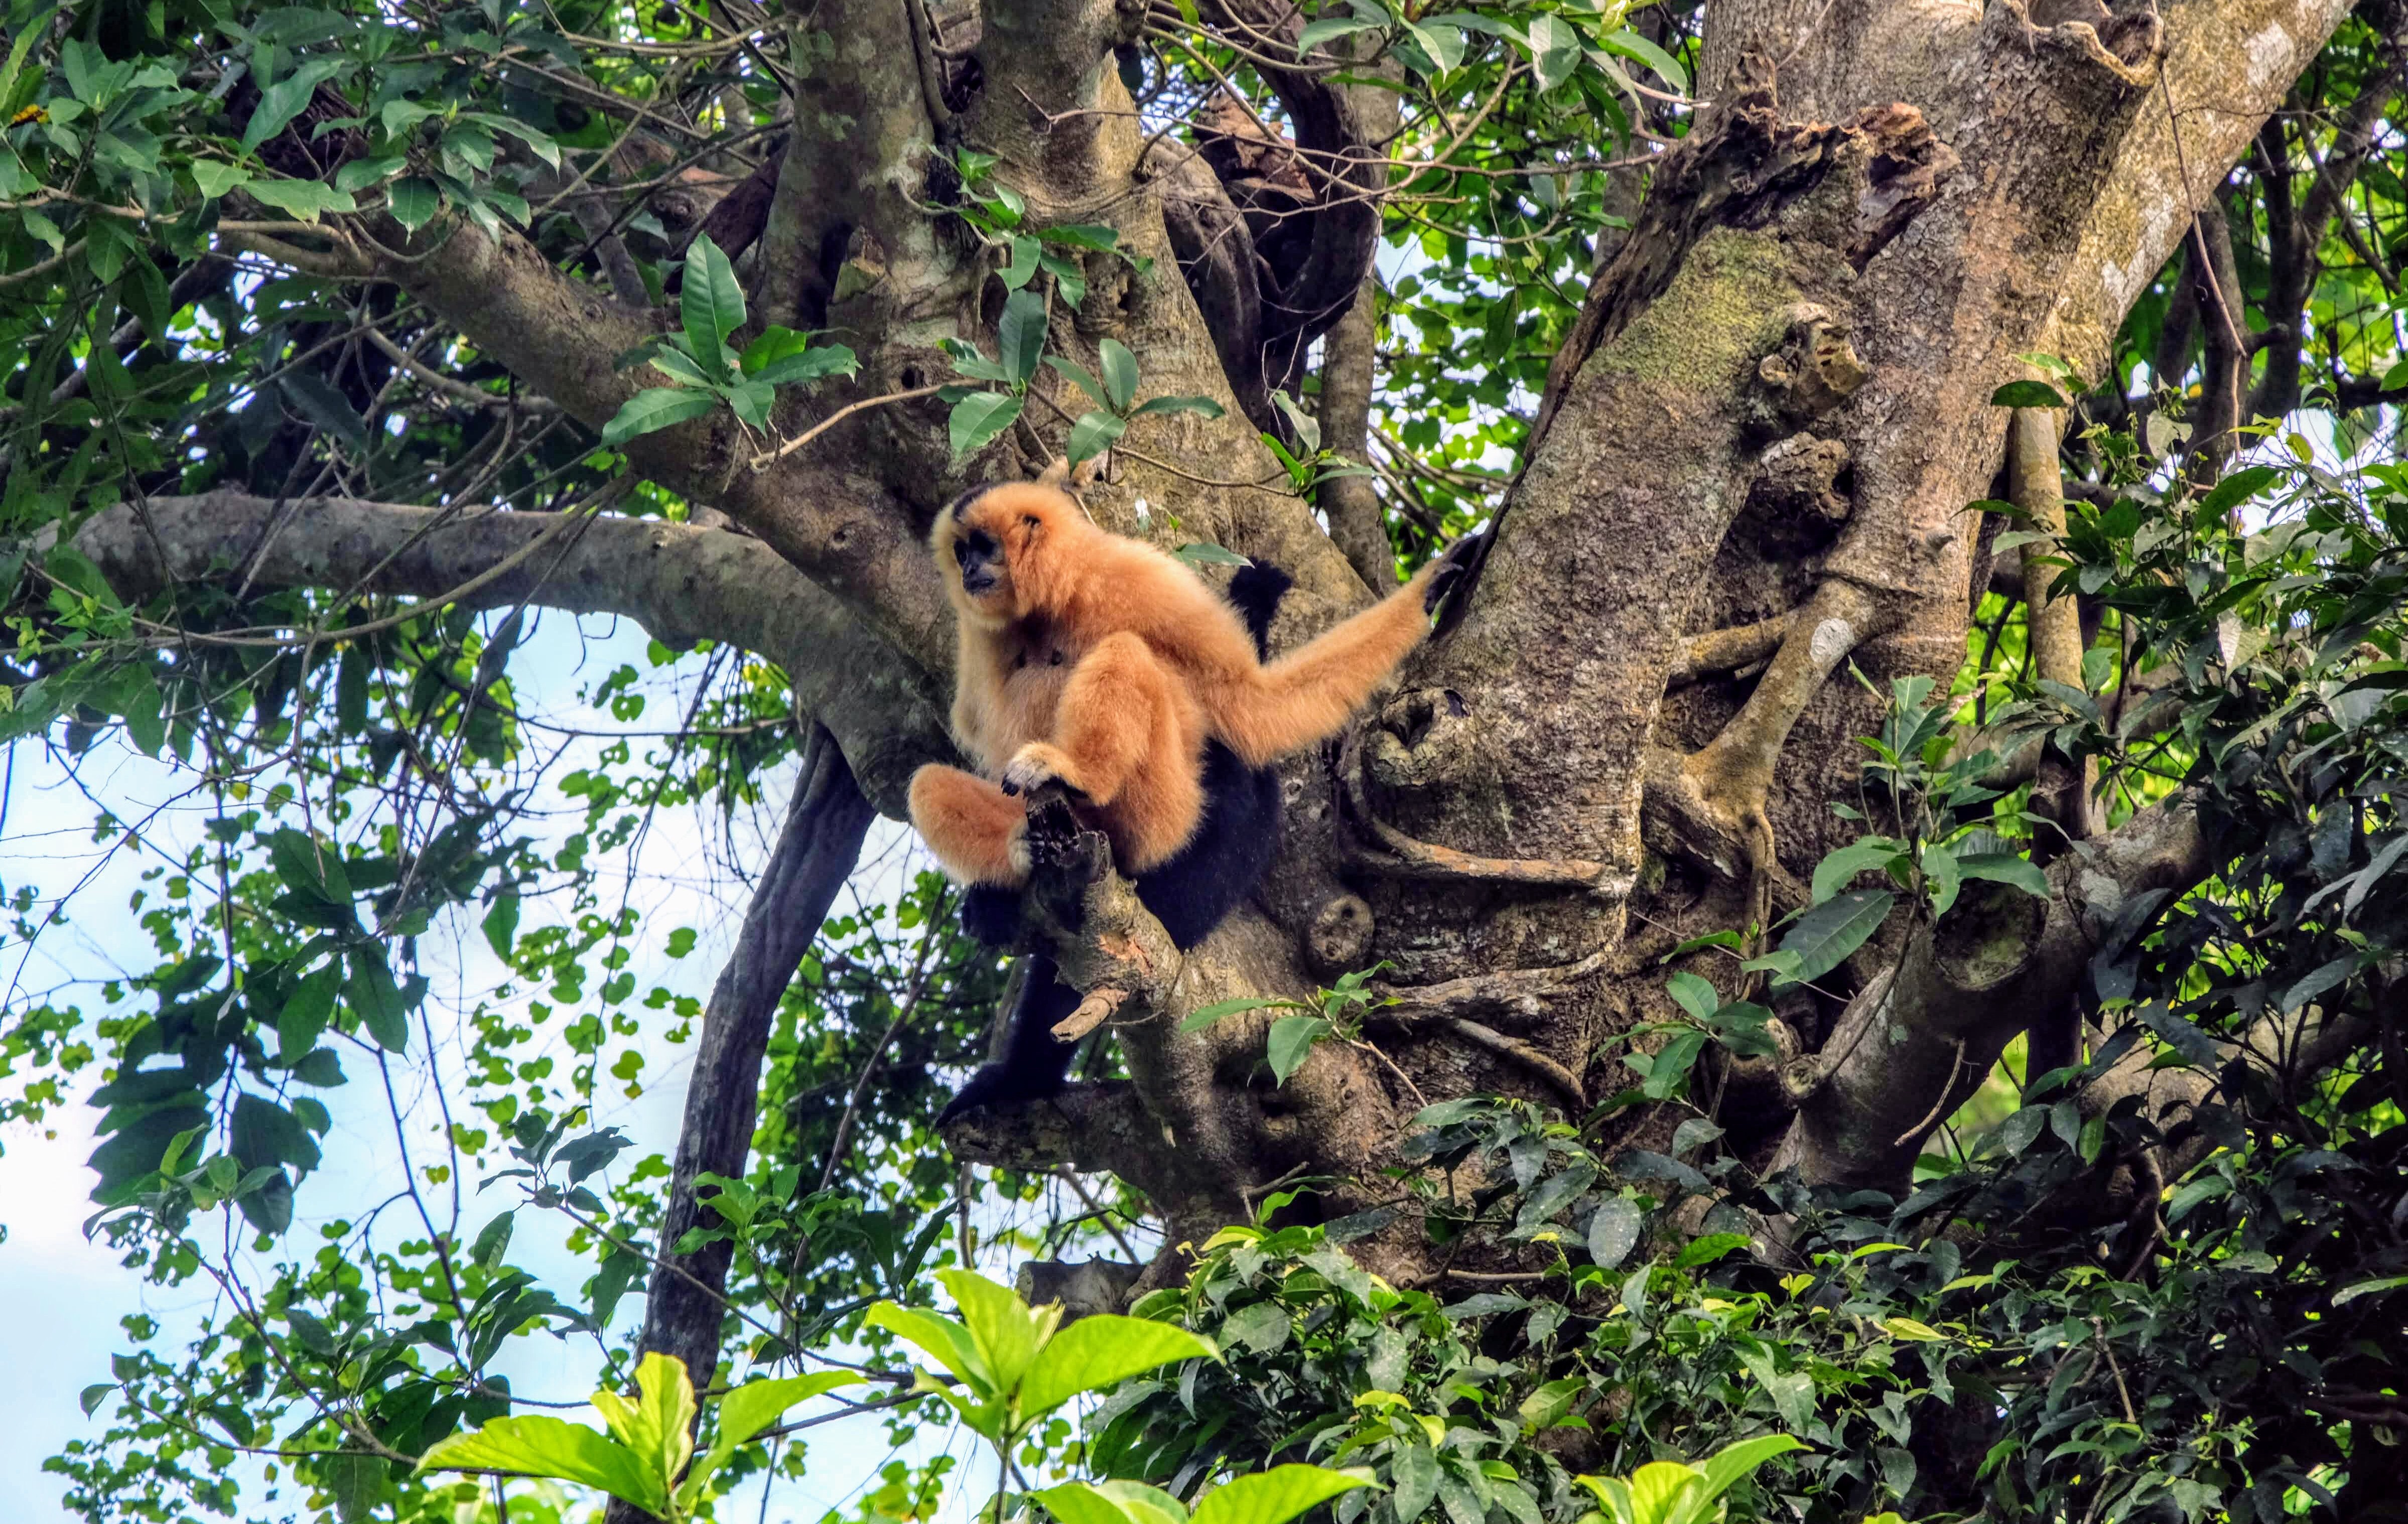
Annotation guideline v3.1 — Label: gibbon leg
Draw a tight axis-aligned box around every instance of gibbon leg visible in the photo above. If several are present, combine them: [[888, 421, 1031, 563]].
[[908, 763, 1030, 885], [999, 631, 1180, 808]]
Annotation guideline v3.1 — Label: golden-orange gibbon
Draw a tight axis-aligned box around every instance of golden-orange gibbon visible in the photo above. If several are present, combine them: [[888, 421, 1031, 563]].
[[907, 479, 1462, 891]]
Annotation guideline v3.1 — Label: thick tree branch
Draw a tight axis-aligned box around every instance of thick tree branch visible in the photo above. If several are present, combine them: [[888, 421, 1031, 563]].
[[754, 0, 940, 334], [1318, 275, 1395, 592], [372, 217, 957, 672], [1771, 794, 2209, 1191], [73, 493, 948, 812], [604, 726, 874, 1524]]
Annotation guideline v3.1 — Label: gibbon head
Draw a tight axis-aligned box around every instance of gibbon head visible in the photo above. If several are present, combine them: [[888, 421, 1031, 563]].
[[930, 481, 1083, 628]]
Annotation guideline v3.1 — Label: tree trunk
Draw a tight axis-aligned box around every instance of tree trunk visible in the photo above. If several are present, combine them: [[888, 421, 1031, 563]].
[[604, 729, 874, 1524]]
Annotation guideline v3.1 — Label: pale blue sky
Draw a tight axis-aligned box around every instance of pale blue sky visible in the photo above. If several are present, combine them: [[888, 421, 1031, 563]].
[[0, 611, 990, 1521]]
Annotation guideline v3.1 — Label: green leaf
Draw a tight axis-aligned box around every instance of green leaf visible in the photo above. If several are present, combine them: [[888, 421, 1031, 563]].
[[1173, 542, 1250, 567], [591, 1351, 696, 1504], [998, 289, 1048, 384], [482, 893, 520, 959], [280, 371, 369, 451], [938, 1268, 1053, 1397], [1663, 972, 1719, 1023], [332, 155, 404, 192], [1587, 1196, 1642, 1269], [1525, 15, 1578, 89], [322, 1453, 388, 1523], [1297, 15, 1383, 50], [644, 345, 718, 390], [1018, 1315, 1215, 1416], [1697, 1435, 1807, 1506], [1777, 890, 1894, 987], [244, 178, 360, 222], [471, 1211, 514, 1269], [1989, 380, 2068, 408], [2197, 463, 2281, 516], [1596, 28, 1686, 92], [865, 1302, 992, 1393], [418, 1415, 663, 1513], [1038, 1481, 1190, 1524], [1955, 852, 2050, 899], [387, 177, 440, 232], [602, 387, 719, 448], [1811, 837, 1905, 904], [1067, 410, 1127, 464], [1130, 394, 1226, 420], [1180, 995, 1283, 1033], [680, 234, 747, 366], [1266, 1013, 1330, 1085], [1401, 18, 1464, 74], [242, 58, 346, 153], [1044, 355, 1112, 409], [949, 391, 1025, 459], [754, 343, 857, 389], [1189, 1467, 1370, 1524], [79, 1384, 114, 1417], [1099, 338, 1140, 411], [191, 161, 251, 198], [1922, 837, 1962, 918], [716, 1370, 863, 1447], [1391, 1447, 1440, 1524], [346, 947, 416, 1052], [2333, 1275, 2408, 1307]]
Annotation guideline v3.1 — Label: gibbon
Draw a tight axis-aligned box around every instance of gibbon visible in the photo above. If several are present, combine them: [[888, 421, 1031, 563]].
[[907, 479, 1462, 890], [939, 561, 1292, 1120]]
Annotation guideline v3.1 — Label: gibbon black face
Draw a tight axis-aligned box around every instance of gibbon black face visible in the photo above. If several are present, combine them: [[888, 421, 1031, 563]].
[[953, 525, 1002, 594], [931, 488, 1028, 626]]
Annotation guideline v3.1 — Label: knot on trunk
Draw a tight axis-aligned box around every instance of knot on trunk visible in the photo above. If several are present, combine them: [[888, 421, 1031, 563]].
[[1754, 305, 1868, 423]]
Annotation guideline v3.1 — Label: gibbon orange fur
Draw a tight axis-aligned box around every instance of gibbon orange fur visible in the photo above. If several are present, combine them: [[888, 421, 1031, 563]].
[[908, 480, 1451, 886]]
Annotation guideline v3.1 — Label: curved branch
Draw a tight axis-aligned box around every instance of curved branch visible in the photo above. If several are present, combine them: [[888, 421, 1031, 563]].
[[73, 493, 949, 812]]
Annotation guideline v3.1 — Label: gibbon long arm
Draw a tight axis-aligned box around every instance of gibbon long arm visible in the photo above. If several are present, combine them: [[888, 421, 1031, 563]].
[[1202, 569, 1444, 768], [908, 479, 1458, 888]]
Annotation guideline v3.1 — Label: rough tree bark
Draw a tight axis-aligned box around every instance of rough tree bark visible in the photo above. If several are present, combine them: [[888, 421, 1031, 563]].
[[102, 0, 2359, 1308]]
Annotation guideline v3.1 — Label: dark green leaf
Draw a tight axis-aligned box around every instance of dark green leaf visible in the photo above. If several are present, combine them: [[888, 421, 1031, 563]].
[[997, 289, 1047, 384], [1777, 889, 1895, 987], [1990, 380, 2068, 408], [948, 391, 1024, 459]]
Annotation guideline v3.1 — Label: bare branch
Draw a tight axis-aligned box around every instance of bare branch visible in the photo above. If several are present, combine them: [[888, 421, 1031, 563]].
[[74, 493, 949, 811]]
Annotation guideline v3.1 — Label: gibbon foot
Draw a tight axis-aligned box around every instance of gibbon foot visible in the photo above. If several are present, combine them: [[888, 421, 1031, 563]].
[[1000, 742, 1080, 798]]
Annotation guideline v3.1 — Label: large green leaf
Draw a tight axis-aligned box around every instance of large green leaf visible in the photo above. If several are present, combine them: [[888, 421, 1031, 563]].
[[998, 290, 1048, 383], [1098, 338, 1139, 411], [1695, 1435, 1806, 1509], [717, 1370, 862, 1448], [949, 391, 1024, 460], [416, 1415, 662, 1512], [1776, 890, 1895, 987], [591, 1350, 696, 1494], [938, 1268, 1052, 1397], [1810, 837, 1905, 904], [602, 387, 719, 448], [680, 234, 746, 371], [1039, 1480, 1189, 1524], [1189, 1465, 1370, 1524], [1018, 1314, 1214, 1416], [1066, 410, 1127, 465], [865, 1302, 992, 1393]]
